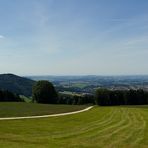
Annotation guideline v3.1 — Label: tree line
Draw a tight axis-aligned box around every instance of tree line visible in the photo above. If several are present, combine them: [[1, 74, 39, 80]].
[[0, 90, 21, 102], [95, 89, 148, 106], [32, 81, 148, 106], [32, 81, 95, 105], [57, 93, 95, 105], [1, 80, 148, 106]]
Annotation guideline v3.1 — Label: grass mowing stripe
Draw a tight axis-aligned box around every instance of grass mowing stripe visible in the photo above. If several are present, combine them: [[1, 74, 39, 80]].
[[107, 109, 136, 147], [81, 108, 122, 139], [53, 108, 116, 139], [80, 108, 126, 141], [110, 109, 146, 147], [134, 113, 146, 145], [127, 110, 146, 146], [0, 105, 148, 147]]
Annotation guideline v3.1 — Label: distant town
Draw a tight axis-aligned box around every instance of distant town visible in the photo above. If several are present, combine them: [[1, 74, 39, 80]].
[[28, 75, 148, 95]]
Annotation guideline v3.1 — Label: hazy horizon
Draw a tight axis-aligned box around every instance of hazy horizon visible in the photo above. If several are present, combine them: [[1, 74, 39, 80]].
[[26, 74, 148, 77], [0, 0, 148, 75], [2, 72, 148, 77]]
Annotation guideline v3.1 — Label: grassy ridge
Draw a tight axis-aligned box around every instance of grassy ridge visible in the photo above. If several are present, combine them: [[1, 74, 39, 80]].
[[0, 102, 88, 117], [0, 106, 148, 147]]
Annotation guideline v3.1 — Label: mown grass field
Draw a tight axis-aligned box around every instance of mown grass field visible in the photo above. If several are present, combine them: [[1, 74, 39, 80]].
[[0, 105, 148, 147], [0, 102, 88, 117]]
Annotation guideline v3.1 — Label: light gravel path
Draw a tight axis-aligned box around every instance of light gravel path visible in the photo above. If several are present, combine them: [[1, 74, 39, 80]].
[[0, 106, 93, 120]]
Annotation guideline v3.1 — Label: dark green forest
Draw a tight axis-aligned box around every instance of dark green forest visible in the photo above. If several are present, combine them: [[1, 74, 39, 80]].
[[0, 90, 21, 102], [0, 74, 35, 96], [95, 89, 148, 106]]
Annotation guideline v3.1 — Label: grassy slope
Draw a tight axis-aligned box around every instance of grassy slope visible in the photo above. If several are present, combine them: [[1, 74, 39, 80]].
[[0, 106, 148, 147], [0, 102, 88, 117]]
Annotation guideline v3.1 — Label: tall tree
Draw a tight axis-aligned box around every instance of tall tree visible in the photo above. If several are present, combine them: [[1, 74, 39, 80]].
[[32, 81, 58, 104]]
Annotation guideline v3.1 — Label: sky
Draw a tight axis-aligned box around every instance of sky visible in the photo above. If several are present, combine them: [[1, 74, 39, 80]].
[[0, 0, 148, 76]]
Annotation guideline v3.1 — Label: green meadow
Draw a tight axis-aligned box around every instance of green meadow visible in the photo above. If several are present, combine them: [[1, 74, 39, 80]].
[[71, 83, 88, 89], [0, 102, 88, 117], [0, 104, 148, 147]]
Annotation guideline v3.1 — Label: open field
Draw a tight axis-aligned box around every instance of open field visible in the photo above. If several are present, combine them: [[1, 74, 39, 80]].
[[71, 83, 88, 88], [0, 102, 88, 117], [0, 105, 148, 147]]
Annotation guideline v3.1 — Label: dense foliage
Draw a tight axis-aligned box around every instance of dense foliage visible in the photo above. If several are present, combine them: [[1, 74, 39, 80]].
[[58, 94, 95, 105], [0, 74, 35, 96], [0, 90, 21, 102], [95, 89, 148, 106], [32, 80, 95, 105], [32, 81, 58, 104]]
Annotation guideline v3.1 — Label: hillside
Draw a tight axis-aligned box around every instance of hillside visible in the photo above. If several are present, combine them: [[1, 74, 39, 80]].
[[0, 74, 35, 96], [0, 106, 148, 147]]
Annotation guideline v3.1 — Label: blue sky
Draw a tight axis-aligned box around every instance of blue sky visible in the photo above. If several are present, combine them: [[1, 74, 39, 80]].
[[0, 0, 148, 75]]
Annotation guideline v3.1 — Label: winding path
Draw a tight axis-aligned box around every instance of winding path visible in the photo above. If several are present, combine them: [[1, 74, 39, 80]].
[[0, 106, 93, 120]]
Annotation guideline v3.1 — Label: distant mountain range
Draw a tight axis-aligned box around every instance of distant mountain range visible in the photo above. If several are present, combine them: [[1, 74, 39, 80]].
[[0, 74, 35, 96]]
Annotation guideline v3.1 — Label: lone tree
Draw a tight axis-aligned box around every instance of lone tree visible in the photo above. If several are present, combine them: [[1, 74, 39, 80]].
[[32, 80, 58, 104]]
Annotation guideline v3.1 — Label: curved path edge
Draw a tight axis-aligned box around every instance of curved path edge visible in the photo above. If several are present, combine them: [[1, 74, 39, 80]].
[[0, 106, 93, 120]]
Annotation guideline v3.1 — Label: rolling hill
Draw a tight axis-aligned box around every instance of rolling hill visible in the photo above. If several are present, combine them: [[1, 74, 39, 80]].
[[0, 105, 147, 147], [0, 74, 35, 96]]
